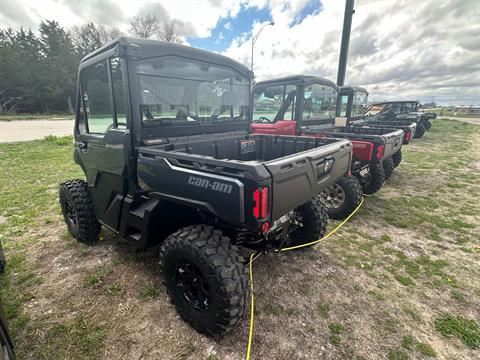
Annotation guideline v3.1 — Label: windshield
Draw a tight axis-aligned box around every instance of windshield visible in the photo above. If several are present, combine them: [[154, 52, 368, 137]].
[[136, 56, 250, 126], [352, 91, 368, 116], [303, 83, 337, 121], [252, 84, 296, 123]]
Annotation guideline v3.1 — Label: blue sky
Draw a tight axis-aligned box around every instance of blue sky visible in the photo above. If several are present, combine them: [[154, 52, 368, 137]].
[[187, 1, 320, 52]]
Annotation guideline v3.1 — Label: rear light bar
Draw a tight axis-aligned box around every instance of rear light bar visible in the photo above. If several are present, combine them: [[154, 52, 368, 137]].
[[253, 187, 269, 219], [405, 131, 411, 141], [376, 144, 385, 159]]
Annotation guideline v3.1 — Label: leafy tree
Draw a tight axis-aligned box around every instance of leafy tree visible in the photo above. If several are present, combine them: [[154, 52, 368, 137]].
[[71, 22, 121, 57]]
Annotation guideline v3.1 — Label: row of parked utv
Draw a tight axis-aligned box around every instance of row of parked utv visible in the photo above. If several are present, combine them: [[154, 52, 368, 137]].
[[1, 38, 438, 357], [251, 75, 436, 220]]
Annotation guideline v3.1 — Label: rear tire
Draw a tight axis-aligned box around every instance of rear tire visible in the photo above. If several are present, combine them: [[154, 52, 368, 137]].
[[423, 119, 432, 130], [392, 150, 403, 168], [59, 179, 101, 244], [318, 176, 362, 220], [383, 158, 395, 180], [160, 225, 247, 337], [414, 122, 425, 138], [289, 197, 328, 247], [362, 162, 385, 195]]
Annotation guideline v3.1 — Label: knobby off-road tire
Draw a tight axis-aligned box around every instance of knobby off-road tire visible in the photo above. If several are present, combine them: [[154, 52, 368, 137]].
[[414, 122, 426, 138], [383, 157, 395, 180], [59, 179, 101, 244], [423, 119, 432, 130], [392, 150, 403, 168], [319, 176, 362, 220], [160, 225, 247, 337], [362, 162, 385, 195], [289, 197, 328, 247]]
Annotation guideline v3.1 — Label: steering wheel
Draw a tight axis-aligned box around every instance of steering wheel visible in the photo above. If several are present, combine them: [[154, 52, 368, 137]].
[[106, 122, 127, 131], [258, 116, 273, 124]]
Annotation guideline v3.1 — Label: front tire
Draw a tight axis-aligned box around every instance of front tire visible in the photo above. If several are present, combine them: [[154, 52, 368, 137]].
[[362, 162, 385, 195], [289, 197, 328, 247], [160, 225, 247, 337], [383, 158, 395, 180], [414, 122, 425, 138], [318, 176, 362, 220], [392, 150, 402, 168], [59, 179, 101, 244]]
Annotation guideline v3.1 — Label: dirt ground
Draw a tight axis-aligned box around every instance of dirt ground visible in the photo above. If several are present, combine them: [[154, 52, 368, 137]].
[[0, 119, 73, 142], [0, 119, 479, 360]]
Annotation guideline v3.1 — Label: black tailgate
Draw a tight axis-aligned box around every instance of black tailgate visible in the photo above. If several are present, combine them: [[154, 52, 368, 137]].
[[264, 139, 352, 220]]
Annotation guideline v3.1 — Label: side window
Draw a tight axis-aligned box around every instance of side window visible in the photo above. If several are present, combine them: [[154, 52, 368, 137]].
[[110, 57, 127, 128], [303, 84, 337, 121], [338, 95, 348, 117], [80, 60, 113, 134], [284, 85, 296, 121], [252, 85, 283, 123]]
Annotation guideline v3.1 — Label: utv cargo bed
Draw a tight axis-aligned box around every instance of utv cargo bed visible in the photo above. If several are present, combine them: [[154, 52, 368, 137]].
[[138, 132, 352, 223], [303, 125, 403, 160], [351, 119, 416, 145]]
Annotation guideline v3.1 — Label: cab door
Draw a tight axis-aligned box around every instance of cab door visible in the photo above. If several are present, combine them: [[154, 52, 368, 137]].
[[75, 57, 130, 231]]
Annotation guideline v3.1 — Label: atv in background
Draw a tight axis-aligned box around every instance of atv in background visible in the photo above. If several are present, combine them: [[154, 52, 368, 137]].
[[251, 76, 403, 219], [337, 86, 417, 168], [365, 100, 434, 137], [59, 38, 353, 337]]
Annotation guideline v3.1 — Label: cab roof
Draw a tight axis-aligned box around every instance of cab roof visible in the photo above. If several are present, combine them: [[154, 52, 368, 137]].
[[370, 100, 419, 105], [340, 86, 369, 96], [254, 75, 337, 89], [80, 36, 251, 77]]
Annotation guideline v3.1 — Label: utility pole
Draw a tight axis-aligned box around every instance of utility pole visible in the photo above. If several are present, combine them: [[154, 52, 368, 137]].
[[336, 0, 355, 87]]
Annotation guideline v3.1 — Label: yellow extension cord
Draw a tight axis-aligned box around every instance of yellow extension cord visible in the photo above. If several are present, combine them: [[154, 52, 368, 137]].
[[245, 196, 365, 360]]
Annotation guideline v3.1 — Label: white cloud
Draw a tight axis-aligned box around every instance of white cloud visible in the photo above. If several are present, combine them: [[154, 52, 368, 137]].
[[223, 0, 480, 105], [0, 0, 478, 104]]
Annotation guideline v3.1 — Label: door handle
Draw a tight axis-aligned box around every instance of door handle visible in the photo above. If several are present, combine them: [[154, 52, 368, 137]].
[[76, 141, 87, 151]]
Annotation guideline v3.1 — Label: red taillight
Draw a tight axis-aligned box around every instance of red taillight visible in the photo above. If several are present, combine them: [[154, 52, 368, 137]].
[[261, 187, 268, 218], [376, 145, 385, 159], [253, 187, 269, 219], [405, 131, 411, 141]]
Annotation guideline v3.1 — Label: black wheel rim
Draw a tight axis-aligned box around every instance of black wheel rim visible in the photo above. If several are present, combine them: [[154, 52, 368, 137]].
[[175, 259, 211, 312], [65, 199, 77, 226], [319, 184, 346, 209]]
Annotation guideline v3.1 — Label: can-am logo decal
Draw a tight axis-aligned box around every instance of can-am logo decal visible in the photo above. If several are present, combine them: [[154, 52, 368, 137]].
[[188, 176, 233, 194]]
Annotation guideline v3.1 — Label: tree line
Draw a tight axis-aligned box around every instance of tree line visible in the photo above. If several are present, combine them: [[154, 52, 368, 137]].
[[0, 16, 181, 114]]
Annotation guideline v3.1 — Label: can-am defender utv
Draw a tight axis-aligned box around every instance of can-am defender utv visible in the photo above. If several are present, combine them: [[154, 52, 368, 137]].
[[251, 76, 403, 219], [337, 86, 417, 168], [59, 38, 354, 337]]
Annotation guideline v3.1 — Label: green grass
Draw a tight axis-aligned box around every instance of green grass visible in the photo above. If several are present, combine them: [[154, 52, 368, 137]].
[[138, 284, 161, 300], [34, 315, 105, 360], [0, 113, 72, 121], [435, 315, 480, 349], [0, 121, 479, 358]]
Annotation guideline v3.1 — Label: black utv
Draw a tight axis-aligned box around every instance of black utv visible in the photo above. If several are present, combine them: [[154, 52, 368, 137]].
[[337, 86, 417, 167], [59, 38, 354, 337], [365, 100, 434, 138]]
